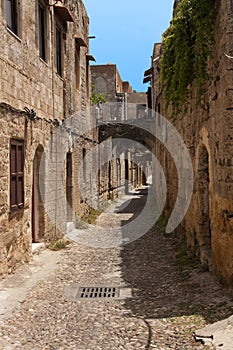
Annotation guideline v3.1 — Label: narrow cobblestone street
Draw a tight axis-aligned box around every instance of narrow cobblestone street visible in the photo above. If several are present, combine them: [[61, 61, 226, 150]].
[[0, 187, 233, 350]]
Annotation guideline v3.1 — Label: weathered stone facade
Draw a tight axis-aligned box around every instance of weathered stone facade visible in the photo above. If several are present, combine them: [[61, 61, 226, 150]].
[[149, 0, 233, 285], [0, 0, 96, 276]]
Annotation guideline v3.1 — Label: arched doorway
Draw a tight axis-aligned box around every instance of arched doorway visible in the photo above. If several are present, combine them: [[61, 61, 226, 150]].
[[108, 161, 112, 199], [197, 144, 212, 269], [32, 145, 45, 243], [125, 154, 129, 194], [66, 152, 73, 221]]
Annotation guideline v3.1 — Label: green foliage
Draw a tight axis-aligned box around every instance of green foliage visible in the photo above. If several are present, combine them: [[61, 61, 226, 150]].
[[48, 238, 71, 251], [82, 207, 102, 224], [91, 92, 106, 105], [156, 215, 168, 231], [160, 0, 216, 113]]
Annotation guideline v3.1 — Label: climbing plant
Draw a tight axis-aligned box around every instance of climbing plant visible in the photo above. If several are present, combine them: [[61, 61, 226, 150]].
[[160, 0, 216, 113]]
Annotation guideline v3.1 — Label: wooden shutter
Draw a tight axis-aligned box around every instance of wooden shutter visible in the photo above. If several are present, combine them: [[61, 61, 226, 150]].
[[10, 139, 24, 211], [10, 142, 17, 210]]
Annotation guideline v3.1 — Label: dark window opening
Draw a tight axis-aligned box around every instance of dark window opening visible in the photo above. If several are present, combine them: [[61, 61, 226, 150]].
[[75, 45, 80, 90], [136, 104, 146, 119], [10, 139, 24, 212], [6, 0, 18, 35], [56, 26, 62, 76], [38, 3, 46, 61], [147, 87, 152, 110]]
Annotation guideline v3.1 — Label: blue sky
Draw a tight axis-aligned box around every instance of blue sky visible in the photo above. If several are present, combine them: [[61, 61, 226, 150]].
[[82, 0, 174, 92]]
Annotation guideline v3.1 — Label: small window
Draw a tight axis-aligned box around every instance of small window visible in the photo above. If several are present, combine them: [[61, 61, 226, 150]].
[[10, 139, 24, 212], [56, 25, 62, 76], [38, 2, 46, 61], [137, 104, 146, 119], [75, 44, 80, 90], [6, 0, 18, 35]]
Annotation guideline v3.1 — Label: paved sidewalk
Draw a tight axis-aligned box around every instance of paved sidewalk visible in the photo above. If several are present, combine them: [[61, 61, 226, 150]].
[[195, 315, 233, 349], [0, 187, 233, 349]]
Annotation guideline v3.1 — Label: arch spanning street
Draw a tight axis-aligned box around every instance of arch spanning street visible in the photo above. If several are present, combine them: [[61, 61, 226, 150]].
[[98, 116, 156, 151]]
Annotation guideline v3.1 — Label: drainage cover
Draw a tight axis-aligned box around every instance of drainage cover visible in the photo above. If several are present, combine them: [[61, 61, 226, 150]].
[[77, 286, 119, 299]]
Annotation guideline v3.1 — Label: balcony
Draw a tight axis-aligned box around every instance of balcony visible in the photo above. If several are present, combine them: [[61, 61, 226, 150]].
[[53, 1, 74, 23]]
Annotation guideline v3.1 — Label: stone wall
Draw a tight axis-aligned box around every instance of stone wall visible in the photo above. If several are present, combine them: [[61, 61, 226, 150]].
[[0, 0, 95, 277], [153, 0, 233, 285], [127, 92, 147, 119], [91, 64, 120, 102]]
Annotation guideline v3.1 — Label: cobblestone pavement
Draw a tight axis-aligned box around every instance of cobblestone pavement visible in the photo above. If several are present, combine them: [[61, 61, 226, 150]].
[[1, 187, 233, 349]]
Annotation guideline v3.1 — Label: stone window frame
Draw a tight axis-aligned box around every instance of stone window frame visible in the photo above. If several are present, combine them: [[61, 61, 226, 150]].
[[4, 0, 22, 38], [10, 138, 24, 213], [55, 21, 63, 77], [36, 0, 49, 62]]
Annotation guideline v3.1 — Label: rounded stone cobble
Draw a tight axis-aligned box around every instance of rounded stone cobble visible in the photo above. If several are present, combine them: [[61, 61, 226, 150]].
[[0, 188, 232, 349]]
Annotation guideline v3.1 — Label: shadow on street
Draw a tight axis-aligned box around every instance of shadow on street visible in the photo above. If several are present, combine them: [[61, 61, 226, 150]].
[[118, 189, 233, 325]]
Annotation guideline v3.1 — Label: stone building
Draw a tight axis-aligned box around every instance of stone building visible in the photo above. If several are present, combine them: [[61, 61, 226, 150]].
[[91, 64, 148, 120], [147, 0, 233, 285], [91, 64, 150, 200], [0, 0, 96, 276]]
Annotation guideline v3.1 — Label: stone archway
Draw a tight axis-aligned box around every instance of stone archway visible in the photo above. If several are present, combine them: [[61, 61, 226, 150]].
[[32, 145, 45, 243], [125, 153, 129, 194], [66, 152, 73, 221], [197, 144, 212, 269], [108, 161, 112, 199]]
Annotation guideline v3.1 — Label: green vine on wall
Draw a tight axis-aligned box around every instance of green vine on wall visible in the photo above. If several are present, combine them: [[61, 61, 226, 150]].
[[160, 0, 216, 113]]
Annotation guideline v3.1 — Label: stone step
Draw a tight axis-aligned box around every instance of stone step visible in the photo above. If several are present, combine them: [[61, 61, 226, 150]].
[[32, 242, 45, 254], [66, 221, 75, 234]]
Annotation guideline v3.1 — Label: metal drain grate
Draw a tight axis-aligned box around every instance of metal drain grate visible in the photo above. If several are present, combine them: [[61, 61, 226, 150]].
[[78, 286, 119, 299]]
